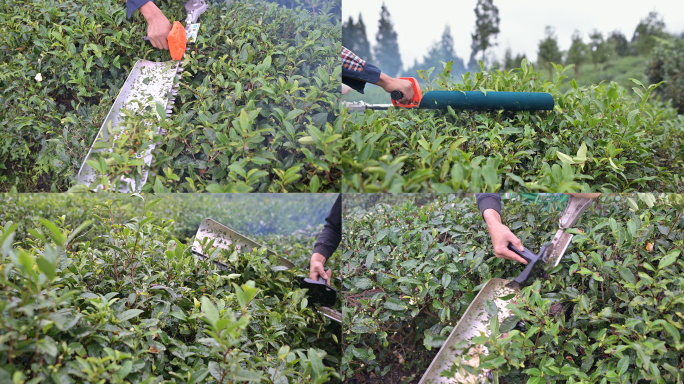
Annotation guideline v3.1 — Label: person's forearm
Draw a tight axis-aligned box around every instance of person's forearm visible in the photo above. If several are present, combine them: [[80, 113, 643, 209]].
[[313, 195, 342, 261], [311, 253, 327, 266], [139, 1, 162, 21], [374, 73, 392, 88], [483, 208, 502, 228]]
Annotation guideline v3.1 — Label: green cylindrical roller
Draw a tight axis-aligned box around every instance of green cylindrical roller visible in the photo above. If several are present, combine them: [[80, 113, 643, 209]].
[[418, 91, 554, 111]]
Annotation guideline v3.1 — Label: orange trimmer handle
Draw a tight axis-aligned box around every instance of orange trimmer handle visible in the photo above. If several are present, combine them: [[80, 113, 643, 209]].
[[143, 21, 187, 61], [168, 21, 186, 61], [390, 77, 423, 108]]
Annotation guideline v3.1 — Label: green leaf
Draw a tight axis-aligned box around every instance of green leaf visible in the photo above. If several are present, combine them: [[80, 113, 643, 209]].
[[556, 151, 575, 164], [17, 250, 35, 275], [234, 370, 263, 382], [618, 266, 636, 285], [307, 348, 324, 380], [576, 142, 587, 161], [155, 102, 166, 120], [658, 250, 679, 270], [298, 136, 315, 145], [36, 256, 56, 280], [662, 322, 681, 343], [309, 175, 320, 193], [37, 219, 65, 246], [384, 297, 406, 311], [201, 297, 219, 328], [617, 355, 629, 375], [117, 309, 144, 322], [365, 250, 375, 269]]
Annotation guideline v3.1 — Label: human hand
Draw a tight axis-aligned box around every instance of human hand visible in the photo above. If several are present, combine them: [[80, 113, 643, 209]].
[[309, 253, 331, 285], [483, 209, 527, 264], [140, 2, 172, 50], [376, 73, 415, 104]]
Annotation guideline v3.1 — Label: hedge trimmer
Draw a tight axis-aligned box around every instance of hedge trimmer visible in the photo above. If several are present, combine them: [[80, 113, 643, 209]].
[[418, 195, 595, 384], [78, 0, 208, 192], [192, 219, 342, 323], [343, 77, 554, 113]]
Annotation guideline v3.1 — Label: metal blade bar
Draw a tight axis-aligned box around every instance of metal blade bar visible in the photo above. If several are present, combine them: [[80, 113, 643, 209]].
[[418, 278, 518, 384], [192, 218, 295, 269], [316, 306, 342, 323], [559, 196, 594, 229], [77, 60, 180, 192], [544, 229, 574, 267], [341, 101, 393, 113]]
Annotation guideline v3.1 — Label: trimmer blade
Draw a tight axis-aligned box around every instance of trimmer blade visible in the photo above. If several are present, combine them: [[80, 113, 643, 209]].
[[77, 60, 180, 192], [418, 278, 520, 384], [192, 219, 295, 269], [544, 229, 574, 267], [317, 306, 342, 323]]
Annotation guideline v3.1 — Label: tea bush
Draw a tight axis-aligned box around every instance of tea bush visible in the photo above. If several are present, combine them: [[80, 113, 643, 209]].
[[337, 61, 684, 193], [0, 194, 341, 382], [340, 193, 684, 383], [0, 193, 339, 244], [0, 0, 341, 193]]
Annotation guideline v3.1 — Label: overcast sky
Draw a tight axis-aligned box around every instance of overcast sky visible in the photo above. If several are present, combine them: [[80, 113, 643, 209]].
[[342, 0, 684, 70]]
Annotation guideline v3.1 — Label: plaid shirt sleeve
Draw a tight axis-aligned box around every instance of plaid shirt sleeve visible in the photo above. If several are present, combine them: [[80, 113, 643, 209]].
[[341, 46, 381, 94]]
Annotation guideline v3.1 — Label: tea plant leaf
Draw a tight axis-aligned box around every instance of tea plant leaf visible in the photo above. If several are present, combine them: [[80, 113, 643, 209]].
[[384, 297, 406, 311], [201, 296, 220, 328], [365, 250, 375, 269], [658, 250, 680, 270], [117, 309, 144, 322], [342, 194, 684, 382], [35, 256, 55, 280]]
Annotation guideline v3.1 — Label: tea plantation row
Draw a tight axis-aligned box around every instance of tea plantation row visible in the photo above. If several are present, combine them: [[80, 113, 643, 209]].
[[341, 193, 684, 383], [0, 194, 341, 383]]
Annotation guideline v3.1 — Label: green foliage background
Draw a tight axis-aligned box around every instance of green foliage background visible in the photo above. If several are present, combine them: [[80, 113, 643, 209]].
[[0, 194, 341, 383], [0, 0, 341, 193], [341, 193, 684, 383], [337, 61, 684, 193], [648, 37, 684, 114]]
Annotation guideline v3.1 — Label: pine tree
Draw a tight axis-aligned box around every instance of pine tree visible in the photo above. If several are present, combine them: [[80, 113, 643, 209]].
[[374, 3, 402, 77], [607, 30, 630, 57], [631, 11, 666, 55], [342, 15, 373, 62], [355, 14, 373, 62], [404, 25, 466, 77], [588, 30, 609, 70], [470, 0, 500, 67], [566, 30, 587, 77], [503, 47, 526, 70], [537, 26, 562, 79], [342, 16, 357, 50]]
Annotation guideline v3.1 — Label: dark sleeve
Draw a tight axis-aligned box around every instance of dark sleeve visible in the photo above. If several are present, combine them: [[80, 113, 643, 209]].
[[476, 193, 502, 218], [127, 0, 155, 19], [341, 47, 382, 94], [313, 194, 342, 261]]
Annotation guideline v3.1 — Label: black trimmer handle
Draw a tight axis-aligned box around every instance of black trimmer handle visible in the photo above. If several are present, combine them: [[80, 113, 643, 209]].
[[507, 243, 548, 286], [300, 269, 337, 307], [391, 90, 403, 101], [144, 36, 153, 46]]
